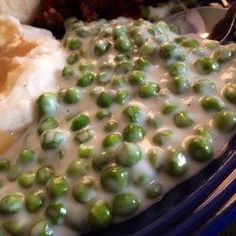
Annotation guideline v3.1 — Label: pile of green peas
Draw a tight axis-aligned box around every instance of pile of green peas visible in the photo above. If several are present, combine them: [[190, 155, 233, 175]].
[[0, 17, 235, 235]]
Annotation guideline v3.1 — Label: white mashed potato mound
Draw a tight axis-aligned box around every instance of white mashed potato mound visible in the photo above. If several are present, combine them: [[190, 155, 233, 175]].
[[0, 0, 41, 23], [0, 15, 66, 133]]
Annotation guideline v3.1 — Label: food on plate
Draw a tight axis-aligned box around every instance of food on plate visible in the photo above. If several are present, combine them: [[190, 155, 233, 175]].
[[0, 15, 66, 153], [0, 14, 235, 235], [0, 0, 41, 23]]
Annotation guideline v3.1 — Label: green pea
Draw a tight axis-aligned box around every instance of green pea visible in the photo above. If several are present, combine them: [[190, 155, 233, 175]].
[[94, 40, 111, 56], [224, 83, 236, 104], [146, 115, 162, 128], [153, 129, 175, 146], [62, 65, 74, 79], [97, 91, 114, 108], [77, 71, 95, 87], [148, 24, 165, 36], [134, 32, 148, 47], [102, 27, 113, 37], [41, 130, 65, 150], [116, 60, 133, 73], [96, 71, 112, 84], [204, 40, 220, 49], [145, 181, 162, 199], [30, 220, 53, 236], [37, 93, 59, 117], [165, 148, 188, 177], [160, 43, 179, 60], [3, 220, 26, 235], [168, 77, 189, 95], [36, 166, 54, 185], [25, 190, 45, 212], [46, 201, 67, 224], [128, 71, 145, 85], [193, 125, 213, 140], [88, 200, 112, 229], [175, 37, 186, 44], [113, 25, 128, 38], [168, 62, 187, 77], [147, 149, 162, 170], [129, 25, 140, 37], [135, 19, 147, 26], [186, 136, 213, 162], [115, 90, 128, 105], [213, 48, 233, 63], [0, 159, 11, 172], [132, 173, 154, 187], [153, 20, 169, 31], [37, 117, 59, 135], [114, 54, 129, 62], [134, 57, 150, 71], [79, 144, 94, 159], [65, 211, 89, 232], [116, 142, 142, 167], [176, 53, 188, 61], [92, 151, 115, 171], [123, 105, 142, 123], [96, 109, 112, 120], [139, 41, 156, 57], [99, 62, 113, 71], [115, 36, 132, 53], [67, 52, 79, 64], [46, 175, 68, 198], [200, 96, 225, 112], [193, 79, 216, 94], [213, 111, 236, 132], [138, 82, 159, 98], [102, 133, 122, 149], [123, 123, 145, 142], [76, 26, 90, 37], [101, 165, 128, 193], [18, 150, 35, 167], [181, 39, 199, 48], [174, 111, 193, 128], [74, 128, 94, 144], [133, 18, 145, 27], [111, 75, 124, 88], [78, 61, 94, 72], [63, 87, 80, 104], [72, 177, 97, 203], [17, 172, 35, 188], [71, 114, 90, 131], [194, 57, 219, 75], [0, 193, 24, 214], [104, 120, 119, 133], [67, 38, 81, 50], [7, 164, 22, 182], [67, 160, 89, 177], [161, 102, 178, 115], [112, 192, 140, 216]]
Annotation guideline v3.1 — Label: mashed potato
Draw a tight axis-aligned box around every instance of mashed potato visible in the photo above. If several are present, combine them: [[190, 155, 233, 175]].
[[0, 15, 66, 153], [0, 0, 41, 23]]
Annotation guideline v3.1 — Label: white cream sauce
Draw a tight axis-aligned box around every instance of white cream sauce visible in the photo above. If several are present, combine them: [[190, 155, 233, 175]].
[[0, 18, 235, 235]]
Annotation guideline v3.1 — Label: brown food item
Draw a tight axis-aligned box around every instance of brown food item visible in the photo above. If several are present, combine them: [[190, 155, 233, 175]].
[[33, 0, 146, 37]]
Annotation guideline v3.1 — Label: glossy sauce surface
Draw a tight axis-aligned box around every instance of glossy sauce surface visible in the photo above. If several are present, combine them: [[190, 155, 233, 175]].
[[0, 18, 235, 235]]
